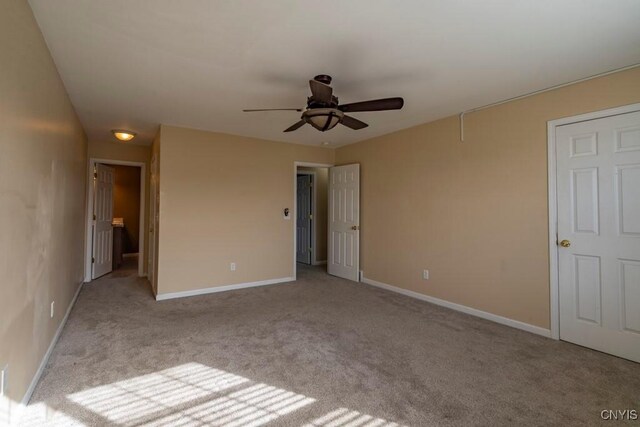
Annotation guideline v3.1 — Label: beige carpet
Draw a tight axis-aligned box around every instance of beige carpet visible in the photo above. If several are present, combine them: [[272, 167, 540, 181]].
[[22, 258, 639, 426]]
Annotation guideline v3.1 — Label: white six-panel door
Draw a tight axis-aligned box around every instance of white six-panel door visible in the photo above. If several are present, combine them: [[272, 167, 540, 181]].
[[328, 164, 360, 281], [296, 174, 312, 265], [556, 110, 640, 362], [92, 163, 115, 279]]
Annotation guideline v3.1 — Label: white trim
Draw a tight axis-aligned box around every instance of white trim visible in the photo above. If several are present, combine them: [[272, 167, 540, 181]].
[[312, 260, 327, 266], [85, 158, 146, 281], [546, 102, 640, 341], [17, 281, 83, 419], [361, 274, 551, 338], [155, 277, 295, 301], [547, 122, 560, 340], [293, 161, 333, 279], [295, 162, 334, 168]]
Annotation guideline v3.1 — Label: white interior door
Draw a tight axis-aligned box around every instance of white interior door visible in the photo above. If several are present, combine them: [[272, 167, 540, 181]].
[[328, 164, 360, 281], [92, 163, 115, 279], [296, 174, 312, 264], [556, 110, 640, 362]]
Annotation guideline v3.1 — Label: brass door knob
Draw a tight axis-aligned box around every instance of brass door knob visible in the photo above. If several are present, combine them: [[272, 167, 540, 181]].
[[560, 239, 571, 248]]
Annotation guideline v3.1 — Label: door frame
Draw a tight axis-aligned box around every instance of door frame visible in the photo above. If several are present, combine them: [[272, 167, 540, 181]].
[[293, 161, 334, 279], [148, 153, 158, 294], [296, 170, 315, 265], [84, 158, 146, 281], [547, 102, 640, 340]]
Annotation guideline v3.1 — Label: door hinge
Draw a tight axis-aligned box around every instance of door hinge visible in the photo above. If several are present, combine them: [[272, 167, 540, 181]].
[[309, 214, 313, 220], [93, 171, 98, 179], [91, 257, 95, 263], [309, 247, 313, 251], [93, 214, 96, 220]]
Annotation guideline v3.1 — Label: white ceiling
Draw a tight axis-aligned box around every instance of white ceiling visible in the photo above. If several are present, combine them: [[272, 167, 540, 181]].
[[29, 0, 640, 147]]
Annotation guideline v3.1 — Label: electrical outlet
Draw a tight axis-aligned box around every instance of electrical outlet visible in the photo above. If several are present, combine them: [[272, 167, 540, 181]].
[[50, 301, 55, 318], [422, 269, 429, 280], [1, 365, 8, 397], [230, 262, 236, 272]]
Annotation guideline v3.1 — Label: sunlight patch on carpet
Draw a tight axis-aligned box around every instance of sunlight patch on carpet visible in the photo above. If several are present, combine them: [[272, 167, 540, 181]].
[[22, 363, 405, 426], [303, 407, 406, 427], [64, 362, 314, 426]]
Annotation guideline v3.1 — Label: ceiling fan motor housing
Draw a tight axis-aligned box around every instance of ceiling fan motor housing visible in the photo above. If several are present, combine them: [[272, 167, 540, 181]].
[[308, 74, 338, 108], [314, 74, 332, 85], [307, 96, 339, 109]]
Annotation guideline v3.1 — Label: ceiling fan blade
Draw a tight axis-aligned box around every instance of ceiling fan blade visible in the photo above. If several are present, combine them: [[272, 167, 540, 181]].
[[309, 80, 333, 103], [338, 97, 404, 113], [243, 108, 303, 112], [283, 120, 306, 132], [341, 115, 368, 130]]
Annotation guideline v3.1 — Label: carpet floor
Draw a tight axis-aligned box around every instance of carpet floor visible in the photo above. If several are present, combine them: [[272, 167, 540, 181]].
[[22, 258, 639, 426]]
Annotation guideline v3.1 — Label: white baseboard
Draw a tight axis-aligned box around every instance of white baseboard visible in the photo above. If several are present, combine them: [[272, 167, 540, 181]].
[[12, 281, 84, 423], [312, 260, 327, 266], [155, 277, 295, 301], [361, 274, 551, 338]]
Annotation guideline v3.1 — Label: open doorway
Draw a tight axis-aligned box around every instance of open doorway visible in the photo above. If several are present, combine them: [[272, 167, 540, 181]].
[[294, 163, 331, 278], [85, 158, 146, 281], [296, 172, 313, 265], [111, 164, 141, 270]]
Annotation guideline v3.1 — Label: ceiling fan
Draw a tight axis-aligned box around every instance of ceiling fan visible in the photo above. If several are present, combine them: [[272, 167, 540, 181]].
[[243, 75, 404, 132]]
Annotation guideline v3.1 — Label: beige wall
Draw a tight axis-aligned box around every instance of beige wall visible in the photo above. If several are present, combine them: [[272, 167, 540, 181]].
[[336, 67, 640, 329], [88, 140, 151, 273], [112, 165, 141, 253], [0, 0, 87, 418], [299, 167, 329, 263], [156, 125, 334, 295]]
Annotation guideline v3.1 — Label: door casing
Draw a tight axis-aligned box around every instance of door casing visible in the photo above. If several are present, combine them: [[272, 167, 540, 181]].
[[148, 153, 158, 294], [547, 102, 640, 340]]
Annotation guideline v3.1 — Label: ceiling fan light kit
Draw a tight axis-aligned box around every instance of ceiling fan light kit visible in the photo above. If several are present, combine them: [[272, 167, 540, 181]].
[[243, 74, 404, 133], [304, 108, 343, 131]]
